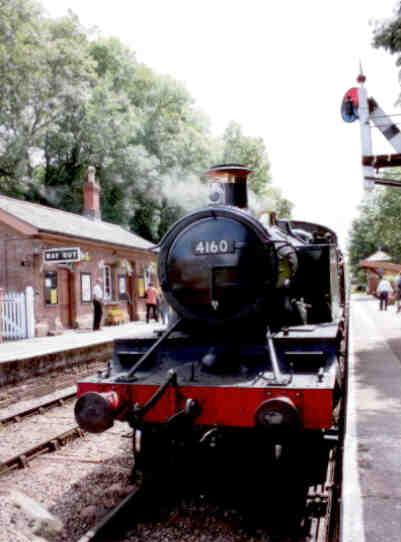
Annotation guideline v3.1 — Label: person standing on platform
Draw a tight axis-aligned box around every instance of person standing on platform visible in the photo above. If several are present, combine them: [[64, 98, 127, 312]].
[[158, 292, 169, 326], [376, 276, 393, 311], [145, 282, 159, 323], [93, 280, 104, 330], [396, 271, 401, 313]]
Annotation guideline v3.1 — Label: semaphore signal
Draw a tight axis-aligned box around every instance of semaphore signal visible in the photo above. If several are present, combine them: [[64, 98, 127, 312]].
[[342, 67, 401, 190]]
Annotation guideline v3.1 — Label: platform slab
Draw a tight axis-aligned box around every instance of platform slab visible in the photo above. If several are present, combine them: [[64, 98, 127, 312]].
[[342, 295, 401, 542], [0, 322, 161, 386], [0, 321, 160, 364]]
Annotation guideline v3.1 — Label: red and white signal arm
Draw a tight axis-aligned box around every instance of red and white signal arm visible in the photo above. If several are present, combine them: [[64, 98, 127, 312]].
[[341, 87, 359, 122]]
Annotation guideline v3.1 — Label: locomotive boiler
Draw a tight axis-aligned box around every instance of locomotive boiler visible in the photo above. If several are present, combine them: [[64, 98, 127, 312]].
[[75, 164, 347, 476]]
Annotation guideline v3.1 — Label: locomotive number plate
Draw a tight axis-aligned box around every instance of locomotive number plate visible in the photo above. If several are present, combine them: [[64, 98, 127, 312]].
[[192, 240, 234, 255]]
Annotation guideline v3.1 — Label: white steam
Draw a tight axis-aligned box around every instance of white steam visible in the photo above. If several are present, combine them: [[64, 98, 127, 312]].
[[157, 172, 283, 228], [158, 173, 209, 211]]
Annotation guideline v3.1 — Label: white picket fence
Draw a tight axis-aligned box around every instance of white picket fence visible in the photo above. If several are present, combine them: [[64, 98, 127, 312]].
[[0, 287, 35, 341]]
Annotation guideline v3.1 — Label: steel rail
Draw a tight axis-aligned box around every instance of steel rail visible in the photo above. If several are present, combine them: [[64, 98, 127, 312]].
[[0, 389, 76, 427], [304, 446, 339, 541], [76, 440, 340, 542], [0, 426, 85, 476], [77, 486, 144, 542]]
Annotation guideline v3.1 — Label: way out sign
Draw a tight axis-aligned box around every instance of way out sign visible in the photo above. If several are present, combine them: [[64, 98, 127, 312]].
[[43, 247, 81, 263]]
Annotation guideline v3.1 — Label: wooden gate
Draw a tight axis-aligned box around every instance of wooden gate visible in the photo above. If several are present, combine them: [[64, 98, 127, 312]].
[[0, 287, 35, 341]]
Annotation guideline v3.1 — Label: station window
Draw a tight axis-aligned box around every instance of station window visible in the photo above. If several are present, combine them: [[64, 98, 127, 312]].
[[103, 265, 112, 300], [80, 272, 92, 303], [44, 272, 58, 305]]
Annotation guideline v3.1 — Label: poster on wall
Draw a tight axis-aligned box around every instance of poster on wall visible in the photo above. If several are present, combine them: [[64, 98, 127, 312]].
[[81, 273, 92, 303], [50, 289, 58, 305], [136, 277, 145, 298], [119, 275, 126, 294], [119, 275, 129, 300]]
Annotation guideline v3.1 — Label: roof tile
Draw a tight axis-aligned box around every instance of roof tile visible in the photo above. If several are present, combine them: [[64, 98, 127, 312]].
[[0, 195, 153, 251]]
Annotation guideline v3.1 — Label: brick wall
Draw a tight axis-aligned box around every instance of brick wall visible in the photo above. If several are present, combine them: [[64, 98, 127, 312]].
[[0, 340, 113, 386], [0, 223, 154, 335], [0, 225, 39, 292]]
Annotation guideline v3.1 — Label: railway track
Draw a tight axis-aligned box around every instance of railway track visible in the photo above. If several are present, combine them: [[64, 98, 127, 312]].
[[0, 418, 341, 541], [78, 486, 144, 542], [0, 388, 76, 426], [0, 376, 342, 541], [0, 387, 85, 476], [71, 441, 341, 542], [303, 446, 339, 542], [0, 425, 85, 475]]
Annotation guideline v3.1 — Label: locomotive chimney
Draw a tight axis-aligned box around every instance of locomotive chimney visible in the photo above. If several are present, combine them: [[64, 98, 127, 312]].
[[83, 166, 101, 220], [206, 164, 252, 208]]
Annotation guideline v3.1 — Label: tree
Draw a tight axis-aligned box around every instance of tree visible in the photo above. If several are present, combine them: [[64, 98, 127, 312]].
[[348, 193, 381, 271], [220, 122, 292, 216], [41, 36, 215, 239], [0, 0, 94, 196], [373, 5, 401, 64], [221, 122, 271, 195], [348, 179, 401, 274], [0, 1, 291, 242]]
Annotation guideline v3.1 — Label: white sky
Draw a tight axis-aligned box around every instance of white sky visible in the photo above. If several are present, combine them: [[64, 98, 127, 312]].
[[42, 0, 401, 249]]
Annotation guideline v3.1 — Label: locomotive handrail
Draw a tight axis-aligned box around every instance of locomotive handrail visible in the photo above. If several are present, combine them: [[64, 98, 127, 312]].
[[132, 369, 178, 418], [266, 327, 292, 386], [117, 318, 183, 382]]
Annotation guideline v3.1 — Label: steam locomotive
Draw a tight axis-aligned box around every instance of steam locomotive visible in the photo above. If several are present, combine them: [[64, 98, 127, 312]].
[[75, 165, 347, 478]]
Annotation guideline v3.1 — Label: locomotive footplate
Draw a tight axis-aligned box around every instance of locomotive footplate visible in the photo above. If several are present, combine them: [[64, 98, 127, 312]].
[[76, 322, 339, 433], [77, 323, 340, 440]]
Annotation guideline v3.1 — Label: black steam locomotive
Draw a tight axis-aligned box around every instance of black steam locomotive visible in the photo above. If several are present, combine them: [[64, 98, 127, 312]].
[[75, 164, 347, 479]]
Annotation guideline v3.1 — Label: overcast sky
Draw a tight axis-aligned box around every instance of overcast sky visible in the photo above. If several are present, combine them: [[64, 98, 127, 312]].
[[42, 0, 401, 249]]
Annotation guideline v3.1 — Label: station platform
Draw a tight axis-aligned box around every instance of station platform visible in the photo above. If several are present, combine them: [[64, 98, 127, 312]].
[[0, 321, 160, 364], [342, 295, 401, 542], [0, 321, 161, 386]]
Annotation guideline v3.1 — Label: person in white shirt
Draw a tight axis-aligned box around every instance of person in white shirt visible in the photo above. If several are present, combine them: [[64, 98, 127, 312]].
[[395, 271, 401, 313], [93, 281, 103, 330], [376, 277, 393, 311]]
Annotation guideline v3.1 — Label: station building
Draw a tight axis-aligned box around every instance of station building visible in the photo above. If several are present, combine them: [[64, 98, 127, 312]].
[[359, 249, 401, 294], [0, 167, 155, 336]]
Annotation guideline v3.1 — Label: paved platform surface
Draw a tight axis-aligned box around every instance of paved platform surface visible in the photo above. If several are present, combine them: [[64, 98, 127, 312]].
[[343, 295, 401, 542], [0, 321, 161, 363]]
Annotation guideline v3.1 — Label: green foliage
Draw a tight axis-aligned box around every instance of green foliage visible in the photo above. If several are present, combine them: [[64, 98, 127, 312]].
[[373, 5, 401, 57], [348, 193, 380, 270], [348, 6, 401, 271], [348, 175, 401, 272], [373, 4, 401, 103], [221, 122, 271, 195], [220, 122, 292, 216], [0, 0, 291, 242], [0, 0, 94, 194]]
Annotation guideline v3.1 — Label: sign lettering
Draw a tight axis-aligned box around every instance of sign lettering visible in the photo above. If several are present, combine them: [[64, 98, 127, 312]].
[[192, 240, 235, 255], [43, 248, 81, 264]]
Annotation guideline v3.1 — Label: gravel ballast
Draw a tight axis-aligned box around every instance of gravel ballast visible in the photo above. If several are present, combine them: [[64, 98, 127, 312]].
[[0, 423, 134, 542]]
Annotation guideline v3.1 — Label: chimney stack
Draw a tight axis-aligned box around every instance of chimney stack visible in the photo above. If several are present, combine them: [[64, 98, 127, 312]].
[[83, 166, 101, 220], [206, 164, 252, 208]]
